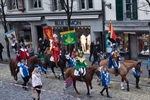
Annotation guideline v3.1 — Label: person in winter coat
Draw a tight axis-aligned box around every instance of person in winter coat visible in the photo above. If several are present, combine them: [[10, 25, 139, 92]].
[[100, 67, 111, 98], [32, 68, 42, 100], [0, 43, 4, 61], [19, 60, 29, 90]]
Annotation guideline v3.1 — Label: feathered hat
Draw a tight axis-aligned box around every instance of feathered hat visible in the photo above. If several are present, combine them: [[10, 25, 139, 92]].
[[76, 49, 84, 56]]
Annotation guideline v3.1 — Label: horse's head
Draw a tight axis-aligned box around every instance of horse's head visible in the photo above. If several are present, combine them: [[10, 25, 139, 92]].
[[135, 61, 142, 74], [95, 66, 102, 81]]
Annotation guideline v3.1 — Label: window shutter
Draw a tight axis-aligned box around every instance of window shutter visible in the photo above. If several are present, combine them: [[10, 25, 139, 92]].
[[132, 0, 138, 20], [7, 0, 12, 10], [116, 0, 123, 21]]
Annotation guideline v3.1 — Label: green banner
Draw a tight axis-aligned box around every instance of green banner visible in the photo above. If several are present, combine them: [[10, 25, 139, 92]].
[[62, 31, 77, 45]]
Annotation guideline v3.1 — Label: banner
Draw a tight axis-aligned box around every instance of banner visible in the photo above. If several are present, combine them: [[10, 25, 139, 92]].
[[4, 29, 17, 46], [60, 30, 77, 45], [108, 21, 116, 41], [43, 27, 53, 40]]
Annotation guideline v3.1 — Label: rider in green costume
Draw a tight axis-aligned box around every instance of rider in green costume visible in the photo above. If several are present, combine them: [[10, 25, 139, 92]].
[[75, 49, 88, 81]]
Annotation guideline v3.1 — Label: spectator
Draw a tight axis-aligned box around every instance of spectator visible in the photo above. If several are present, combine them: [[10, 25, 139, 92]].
[[91, 46, 98, 66], [28, 44, 34, 57], [32, 68, 42, 100], [95, 41, 102, 65], [146, 58, 150, 78], [0, 43, 4, 61], [89, 41, 94, 61]]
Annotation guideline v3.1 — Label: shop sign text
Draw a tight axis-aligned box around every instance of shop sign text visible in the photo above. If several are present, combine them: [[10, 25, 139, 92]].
[[55, 20, 81, 26]]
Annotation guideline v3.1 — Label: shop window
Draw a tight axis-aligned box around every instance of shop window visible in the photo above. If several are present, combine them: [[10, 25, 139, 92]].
[[138, 34, 149, 55], [29, 0, 42, 9], [106, 33, 129, 53], [7, 0, 18, 10]]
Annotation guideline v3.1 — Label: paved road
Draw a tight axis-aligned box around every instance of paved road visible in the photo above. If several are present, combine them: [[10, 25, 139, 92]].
[[0, 62, 150, 100]]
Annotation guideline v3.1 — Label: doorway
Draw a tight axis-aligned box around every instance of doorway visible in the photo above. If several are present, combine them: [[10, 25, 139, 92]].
[[36, 26, 43, 40]]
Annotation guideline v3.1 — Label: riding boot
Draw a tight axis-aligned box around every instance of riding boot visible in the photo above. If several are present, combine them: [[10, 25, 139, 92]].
[[115, 69, 119, 76], [136, 77, 140, 89], [79, 72, 84, 82], [100, 87, 105, 96], [106, 87, 112, 98]]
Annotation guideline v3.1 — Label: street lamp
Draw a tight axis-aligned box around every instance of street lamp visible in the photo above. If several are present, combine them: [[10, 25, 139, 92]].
[[148, 22, 150, 57]]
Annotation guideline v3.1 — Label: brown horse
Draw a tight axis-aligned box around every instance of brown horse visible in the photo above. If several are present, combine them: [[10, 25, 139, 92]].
[[100, 59, 142, 91], [65, 66, 101, 95], [9, 56, 44, 82]]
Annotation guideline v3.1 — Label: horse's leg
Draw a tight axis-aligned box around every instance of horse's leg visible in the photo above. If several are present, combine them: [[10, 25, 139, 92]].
[[51, 66, 57, 78], [73, 80, 79, 94], [123, 75, 130, 91], [86, 82, 90, 95], [59, 68, 65, 80], [121, 76, 125, 90]]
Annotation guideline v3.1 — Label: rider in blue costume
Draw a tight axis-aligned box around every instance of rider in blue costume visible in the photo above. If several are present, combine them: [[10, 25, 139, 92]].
[[108, 43, 121, 76]]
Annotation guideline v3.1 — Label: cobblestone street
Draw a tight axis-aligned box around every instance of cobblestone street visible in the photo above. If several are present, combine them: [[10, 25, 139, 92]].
[[0, 62, 150, 100]]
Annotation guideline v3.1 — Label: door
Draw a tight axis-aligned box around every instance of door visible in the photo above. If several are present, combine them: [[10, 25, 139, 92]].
[[130, 35, 138, 59]]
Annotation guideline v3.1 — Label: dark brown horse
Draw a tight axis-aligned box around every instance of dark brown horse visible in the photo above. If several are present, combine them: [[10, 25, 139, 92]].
[[100, 59, 142, 91], [9, 56, 44, 82], [44, 54, 70, 79], [65, 66, 101, 95]]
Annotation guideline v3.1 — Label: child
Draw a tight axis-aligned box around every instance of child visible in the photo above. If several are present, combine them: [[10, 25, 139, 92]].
[[69, 55, 76, 67], [132, 67, 141, 89], [100, 67, 111, 98]]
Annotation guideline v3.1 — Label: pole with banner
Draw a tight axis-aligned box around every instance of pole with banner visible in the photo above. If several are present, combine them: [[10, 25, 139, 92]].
[[60, 30, 77, 53], [4, 29, 18, 51]]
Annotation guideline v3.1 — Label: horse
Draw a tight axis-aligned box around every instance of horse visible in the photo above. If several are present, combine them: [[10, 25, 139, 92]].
[[65, 66, 101, 95], [100, 59, 142, 91], [44, 53, 70, 79], [9, 56, 44, 82]]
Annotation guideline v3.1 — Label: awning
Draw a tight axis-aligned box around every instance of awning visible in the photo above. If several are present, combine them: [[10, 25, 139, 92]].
[[45, 15, 99, 20], [6, 17, 41, 21]]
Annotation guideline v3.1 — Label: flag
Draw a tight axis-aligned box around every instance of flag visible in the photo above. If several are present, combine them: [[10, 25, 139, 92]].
[[43, 27, 54, 40], [108, 22, 116, 41], [4, 29, 17, 46], [60, 30, 77, 45]]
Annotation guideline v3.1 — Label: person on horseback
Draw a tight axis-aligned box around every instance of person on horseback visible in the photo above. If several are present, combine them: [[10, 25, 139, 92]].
[[51, 41, 60, 67], [16, 44, 30, 66], [75, 49, 88, 82], [108, 43, 120, 76]]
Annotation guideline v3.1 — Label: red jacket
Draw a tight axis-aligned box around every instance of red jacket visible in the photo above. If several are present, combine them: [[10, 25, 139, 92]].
[[51, 45, 60, 60], [16, 48, 30, 62]]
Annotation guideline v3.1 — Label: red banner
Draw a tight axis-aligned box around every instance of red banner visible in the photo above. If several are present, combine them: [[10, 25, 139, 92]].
[[43, 27, 54, 40]]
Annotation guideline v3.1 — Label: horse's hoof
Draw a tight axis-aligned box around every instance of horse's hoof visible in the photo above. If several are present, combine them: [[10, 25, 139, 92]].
[[121, 87, 125, 90], [126, 88, 130, 91], [87, 93, 90, 95]]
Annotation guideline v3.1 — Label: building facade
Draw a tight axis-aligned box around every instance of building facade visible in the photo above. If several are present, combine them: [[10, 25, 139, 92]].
[[0, 0, 103, 54], [105, 0, 150, 59]]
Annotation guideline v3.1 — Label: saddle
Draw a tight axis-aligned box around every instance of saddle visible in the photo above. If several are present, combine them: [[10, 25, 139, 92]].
[[74, 68, 86, 76]]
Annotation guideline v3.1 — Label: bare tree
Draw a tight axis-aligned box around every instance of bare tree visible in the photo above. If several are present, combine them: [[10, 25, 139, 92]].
[[0, 0, 11, 60], [146, 0, 150, 7], [61, 0, 73, 31]]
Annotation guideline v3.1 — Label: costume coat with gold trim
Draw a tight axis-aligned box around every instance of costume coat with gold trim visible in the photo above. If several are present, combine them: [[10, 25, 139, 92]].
[[75, 57, 87, 70], [51, 45, 60, 62]]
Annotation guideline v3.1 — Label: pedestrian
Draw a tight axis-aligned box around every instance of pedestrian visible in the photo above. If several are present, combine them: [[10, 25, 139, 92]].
[[146, 58, 150, 78], [132, 67, 141, 89], [100, 66, 111, 98], [89, 41, 94, 61], [91, 46, 98, 66], [0, 43, 4, 61], [95, 41, 102, 65], [32, 68, 42, 100], [19, 60, 29, 90], [28, 44, 34, 57]]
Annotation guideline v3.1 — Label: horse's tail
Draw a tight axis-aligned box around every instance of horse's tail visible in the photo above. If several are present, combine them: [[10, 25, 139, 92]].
[[9, 59, 14, 76]]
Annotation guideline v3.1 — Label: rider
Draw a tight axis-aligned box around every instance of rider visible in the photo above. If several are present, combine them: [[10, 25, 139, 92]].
[[16, 44, 30, 66], [108, 43, 120, 76], [75, 49, 88, 82], [51, 41, 60, 67]]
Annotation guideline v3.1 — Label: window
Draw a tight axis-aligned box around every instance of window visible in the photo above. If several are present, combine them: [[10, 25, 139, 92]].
[[29, 0, 42, 9], [125, 0, 137, 20], [116, 0, 138, 20], [54, 0, 58, 10], [88, 0, 93, 8], [60, 0, 65, 10], [81, 0, 85, 9], [7, 0, 18, 10]]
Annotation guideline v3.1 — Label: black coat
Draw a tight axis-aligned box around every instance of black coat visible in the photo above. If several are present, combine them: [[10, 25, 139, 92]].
[[90, 42, 94, 54]]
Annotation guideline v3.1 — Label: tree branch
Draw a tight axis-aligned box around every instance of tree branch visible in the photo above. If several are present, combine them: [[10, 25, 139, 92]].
[[146, 0, 150, 7], [62, 0, 68, 13], [69, 0, 73, 17]]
